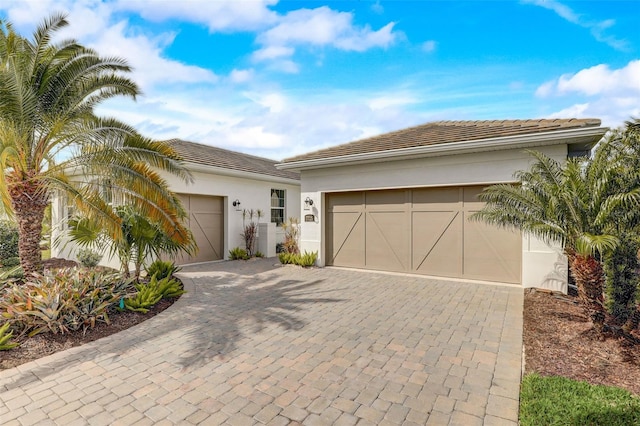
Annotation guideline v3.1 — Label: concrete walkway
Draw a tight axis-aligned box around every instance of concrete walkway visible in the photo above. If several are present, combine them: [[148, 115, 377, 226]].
[[0, 259, 523, 425]]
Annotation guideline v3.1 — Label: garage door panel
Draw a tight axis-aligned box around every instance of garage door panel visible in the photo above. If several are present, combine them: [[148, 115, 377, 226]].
[[366, 211, 409, 270], [328, 192, 364, 210], [412, 187, 460, 208], [173, 194, 223, 265], [365, 189, 406, 209], [463, 212, 521, 283], [412, 211, 462, 277], [327, 211, 365, 267]]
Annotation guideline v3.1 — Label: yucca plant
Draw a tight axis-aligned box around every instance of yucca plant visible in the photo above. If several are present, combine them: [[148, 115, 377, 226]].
[[471, 140, 640, 334]]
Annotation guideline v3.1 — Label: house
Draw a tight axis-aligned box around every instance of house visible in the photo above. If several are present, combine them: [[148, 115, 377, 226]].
[[277, 118, 608, 292], [51, 139, 301, 266]]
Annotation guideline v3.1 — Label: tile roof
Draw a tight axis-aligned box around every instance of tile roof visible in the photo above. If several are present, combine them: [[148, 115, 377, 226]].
[[281, 118, 603, 163], [165, 139, 300, 181]]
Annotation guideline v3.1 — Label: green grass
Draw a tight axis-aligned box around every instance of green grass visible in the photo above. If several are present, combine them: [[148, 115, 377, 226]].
[[520, 373, 640, 426]]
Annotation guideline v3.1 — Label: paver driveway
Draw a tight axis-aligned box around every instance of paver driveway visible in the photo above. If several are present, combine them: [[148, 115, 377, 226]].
[[0, 259, 523, 425]]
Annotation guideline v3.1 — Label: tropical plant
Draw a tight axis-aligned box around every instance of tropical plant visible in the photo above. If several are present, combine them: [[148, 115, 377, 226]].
[[0, 268, 134, 335], [229, 247, 249, 260], [0, 14, 193, 276], [281, 217, 300, 254], [0, 321, 19, 350], [145, 259, 180, 281], [241, 209, 263, 257], [278, 250, 317, 267], [471, 144, 640, 334], [76, 248, 102, 268], [124, 280, 162, 313], [67, 205, 195, 280]]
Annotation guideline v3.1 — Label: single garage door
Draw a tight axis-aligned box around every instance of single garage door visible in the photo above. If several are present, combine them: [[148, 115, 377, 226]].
[[173, 194, 224, 264], [326, 186, 521, 284]]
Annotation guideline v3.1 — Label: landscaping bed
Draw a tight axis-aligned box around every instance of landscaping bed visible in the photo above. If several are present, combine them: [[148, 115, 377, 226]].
[[523, 288, 640, 395], [0, 258, 181, 370]]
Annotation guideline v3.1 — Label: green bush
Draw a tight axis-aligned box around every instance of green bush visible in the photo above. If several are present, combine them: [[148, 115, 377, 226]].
[[0, 221, 19, 266], [0, 269, 134, 336], [76, 248, 102, 268], [278, 251, 317, 267], [145, 259, 181, 281], [604, 235, 639, 323], [229, 247, 249, 260], [255, 251, 264, 258], [149, 274, 185, 299]]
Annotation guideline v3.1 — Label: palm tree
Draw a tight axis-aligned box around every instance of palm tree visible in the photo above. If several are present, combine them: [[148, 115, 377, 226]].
[[471, 142, 640, 334], [0, 14, 193, 276]]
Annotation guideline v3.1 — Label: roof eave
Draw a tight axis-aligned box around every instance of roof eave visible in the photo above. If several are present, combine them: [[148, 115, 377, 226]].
[[187, 162, 300, 185], [277, 126, 609, 171]]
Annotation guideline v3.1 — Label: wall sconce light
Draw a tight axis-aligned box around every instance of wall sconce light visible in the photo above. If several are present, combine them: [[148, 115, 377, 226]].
[[304, 197, 314, 210], [232, 199, 241, 211]]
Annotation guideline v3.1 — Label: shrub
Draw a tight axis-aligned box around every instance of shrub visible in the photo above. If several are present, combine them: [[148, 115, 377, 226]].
[[229, 247, 249, 260], [603, 235, 639, 323], [278, 251, 317, 267], [0, 269, 134, 336], [0, 322, 19, 350], [76, 248, 102, 268], [0, 220, 19, 266], [255, 251, 264, 258], [145, 260, 181, 280], [2, 257, 20, 268]]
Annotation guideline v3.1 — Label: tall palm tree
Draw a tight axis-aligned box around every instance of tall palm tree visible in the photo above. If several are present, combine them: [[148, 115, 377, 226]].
[[0, 14, 193, 276], [471, 142, 640, 334]]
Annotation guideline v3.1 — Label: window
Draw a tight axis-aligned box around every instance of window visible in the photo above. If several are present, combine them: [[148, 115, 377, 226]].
[[271, 189, 285, 225]]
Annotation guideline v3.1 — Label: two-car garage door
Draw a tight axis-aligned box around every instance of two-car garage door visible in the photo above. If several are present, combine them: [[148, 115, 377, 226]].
[[326, 186, 521, 284]]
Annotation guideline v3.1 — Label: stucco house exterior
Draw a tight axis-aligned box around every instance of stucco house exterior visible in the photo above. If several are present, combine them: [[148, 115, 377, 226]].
[[51, 139, 301, 267], [277, 118, 608, 292]]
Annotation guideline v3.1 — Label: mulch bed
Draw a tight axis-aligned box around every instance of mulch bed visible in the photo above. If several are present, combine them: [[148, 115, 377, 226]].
[[523, 288, 640, 395]]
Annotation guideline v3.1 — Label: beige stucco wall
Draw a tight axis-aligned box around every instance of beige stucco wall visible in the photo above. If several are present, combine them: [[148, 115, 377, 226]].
[[51, 168, 300, 269], [297, 145, 569, 291]]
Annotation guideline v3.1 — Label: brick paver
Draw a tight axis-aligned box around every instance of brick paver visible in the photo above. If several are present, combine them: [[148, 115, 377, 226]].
[[0, 258, 523, 424]]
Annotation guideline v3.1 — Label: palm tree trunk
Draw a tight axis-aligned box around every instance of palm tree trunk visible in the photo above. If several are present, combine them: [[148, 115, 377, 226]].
[[569, 252, 607, 334], [8, 175, 48, 276]]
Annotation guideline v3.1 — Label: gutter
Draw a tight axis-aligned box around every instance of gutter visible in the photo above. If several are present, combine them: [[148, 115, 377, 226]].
[[277, 126, 608, 171], [186, 162, 300, 185]]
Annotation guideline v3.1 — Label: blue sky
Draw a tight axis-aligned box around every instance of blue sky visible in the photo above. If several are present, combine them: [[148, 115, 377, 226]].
[[1, 1, 639, 160]]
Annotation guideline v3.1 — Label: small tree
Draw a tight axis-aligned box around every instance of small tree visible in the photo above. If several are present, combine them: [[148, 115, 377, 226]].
[[471, 143, 640, 335], [67, 204, 195, 280]]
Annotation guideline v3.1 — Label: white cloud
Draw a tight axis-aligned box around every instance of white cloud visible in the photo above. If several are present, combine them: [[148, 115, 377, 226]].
[[522, 0, 627, 50], [252, 45, 295, 61], [229, 69, 255, 84], [537, 60, 640, 97], [537, 61, 640, 129], [422, 40, 437, 53], [371, 1, 384, 15], [253, 6, 400, 68], [113, 0, 278, 32], [368, 94, 418, 111]]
